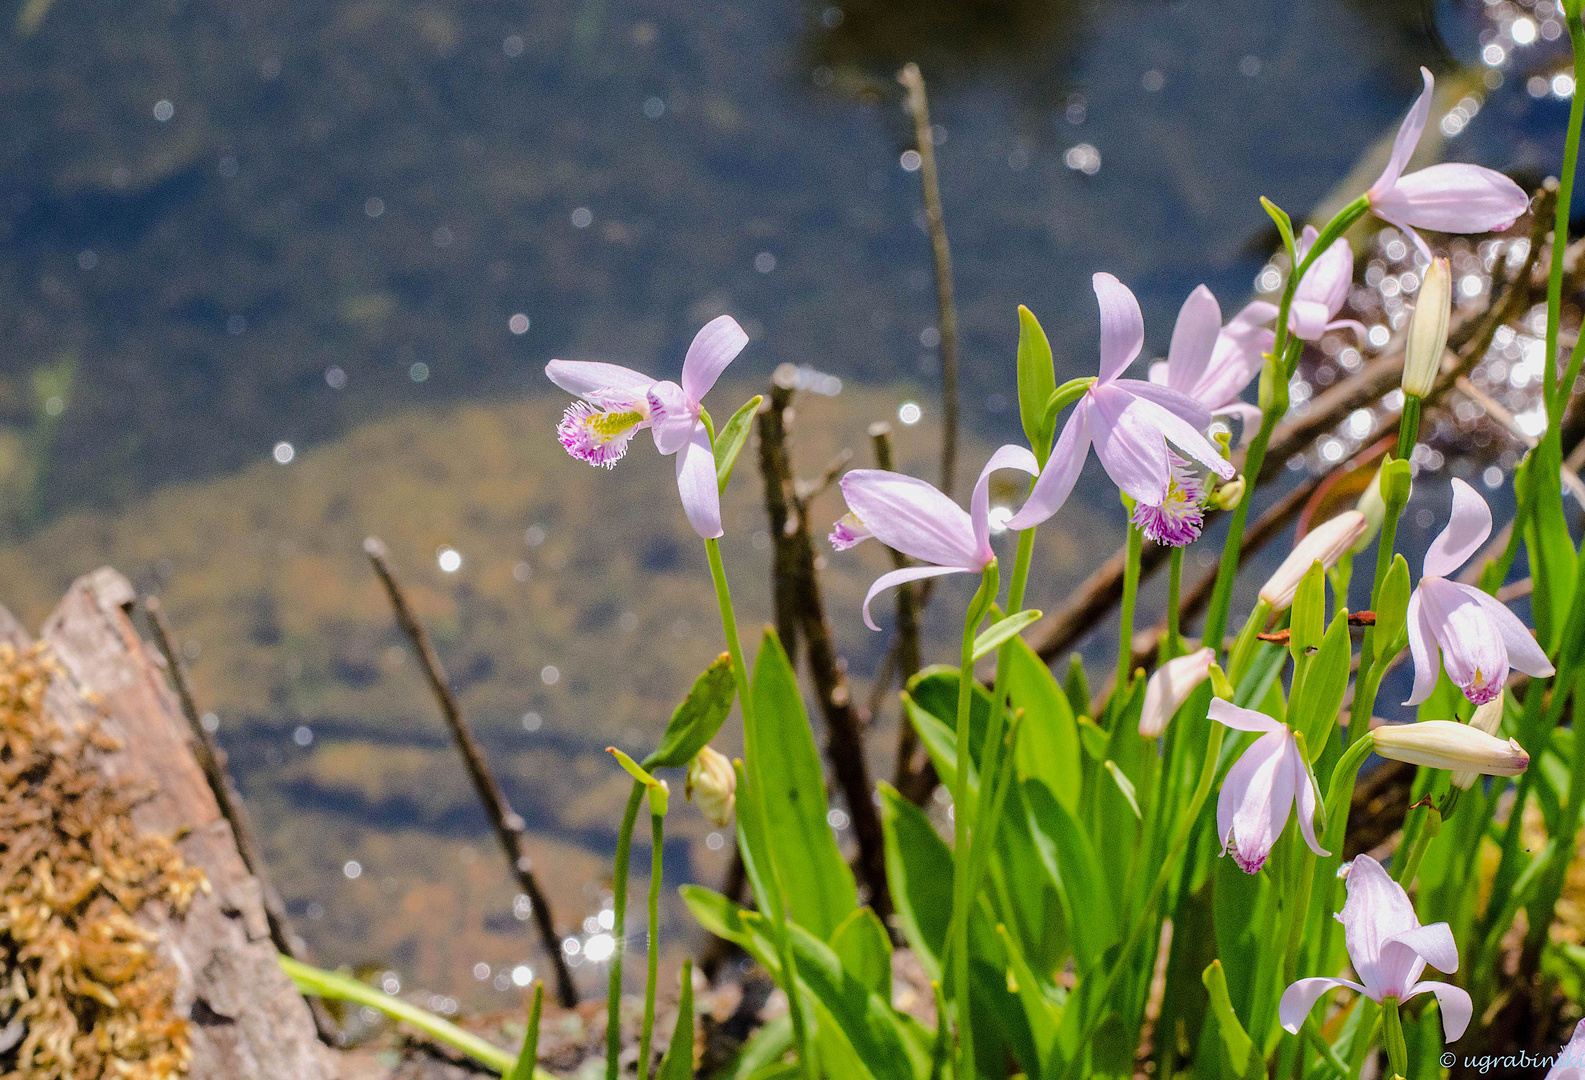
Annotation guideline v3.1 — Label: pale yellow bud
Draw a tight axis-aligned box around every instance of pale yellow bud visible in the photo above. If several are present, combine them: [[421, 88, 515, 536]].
[[685, 745, 737, 827], [1373, 718, 1529, 778], [1402, 257, 1451, 398], [1352, 466, 1387, 554], [1215, 476, 1246, 511], [1452, 697, 1508, 790], [1258, 511, 1368, 611]]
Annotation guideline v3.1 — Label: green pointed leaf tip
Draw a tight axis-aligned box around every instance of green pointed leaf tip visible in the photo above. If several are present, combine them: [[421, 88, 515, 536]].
[[971, 609, 1042, 662], [1103, 761, 1141, 820], [1017, 305, 1057, 456], [1064, 652, 1090, 718], [506, 982, 544, 1080], [1202, 960, 1255, 1075], [643, 653, 735, 770], [658, 960, 695, 1080], [714, 395, 763, 494], [1373, 555, 1411, 664], [1289, 561, 1326, 658]]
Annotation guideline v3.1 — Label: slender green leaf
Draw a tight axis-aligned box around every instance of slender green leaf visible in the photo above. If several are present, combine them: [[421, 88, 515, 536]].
[[1005, 637, 1082, 810], [726, 1015, 795, 1080], [1023, 777, 1118, 971], [644, 654, 736, 769], [877, 783, 953, 979], [715, 395, 764, 494], [1201, 960, 1255, 1076], [1294, 611, 1352, 757], [1373, 555, 1411, 664], [1289, 561, 1326, 660], [995, 924, 1063, 1067], [749, 630, 858, 938], [1103, 761, 1140, 820], [732, 760, 784, 932], [971, 609, 1043, 662], [659, 961, 695, 1080], [1018, 306, 1058, 457], [1524, 438, 1578, 646], [787, 925, 925, 1080], [1075, 716, 1108, 762], [830, 907, 893, 999], [506, 982, 543, 1080], [679, 885, 780, 974], [1064, 653, 1091, 720]]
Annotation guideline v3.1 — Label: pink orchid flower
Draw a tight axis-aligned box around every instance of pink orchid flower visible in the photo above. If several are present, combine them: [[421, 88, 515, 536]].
[[833, 445, 1039, 631], [1406, 479, 1554, 706], [1147, 285, 1272, 428], [1008, 273, 1235, 532], [1244, 227, 1368, 345], [1210, 699, 1327, 875], [1280, 854, 1471, 1042], [545, 315, 748, 540], [1545, 1020, 1585, 1080], [1366, 67, 1530, 260]]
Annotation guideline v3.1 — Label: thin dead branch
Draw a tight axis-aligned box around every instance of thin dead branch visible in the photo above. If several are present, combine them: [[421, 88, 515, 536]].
[[363, 536, 577, 1008]]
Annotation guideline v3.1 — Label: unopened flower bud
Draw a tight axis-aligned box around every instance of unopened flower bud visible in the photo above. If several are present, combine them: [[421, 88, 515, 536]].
[[1140, 647, 1214, 738], [1402, 257, 1450, 398], [1452, 697, 1508, 789], [686, 745, 737, 827], [1373, 718, 1528, 778], [1214, 476, 1246, 511], [1258, 511, 1368, 611], [1352, 466, 1387, 554]]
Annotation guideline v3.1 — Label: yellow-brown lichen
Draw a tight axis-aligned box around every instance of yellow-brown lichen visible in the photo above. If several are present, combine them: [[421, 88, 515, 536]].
[[0, 641, 206, 1080]]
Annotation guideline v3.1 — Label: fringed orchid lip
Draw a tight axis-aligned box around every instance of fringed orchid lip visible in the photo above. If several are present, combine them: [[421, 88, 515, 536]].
[[1130, 454, 1205, 547], [828, 512, 872, 551], [557, 401, 649, 469]]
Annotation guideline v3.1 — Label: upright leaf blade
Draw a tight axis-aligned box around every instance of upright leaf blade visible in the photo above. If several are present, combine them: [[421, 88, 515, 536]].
[[787, 925, 926, 1080], [877, 783, 953, 979], [505, 982, 543, 1080], [659, 960, 696, 1080], [1373, 554, 1411, 664], [1017, 306, 1058, 457], [644, 654, 736, 769], [1201, 961, 1255, 1076], [1005, 637, 1081, 810], [749, 629, 858, 938], [971, 609, 1042, 662], [1022, 778, 1118, 972], [715, 395, 764, 493]]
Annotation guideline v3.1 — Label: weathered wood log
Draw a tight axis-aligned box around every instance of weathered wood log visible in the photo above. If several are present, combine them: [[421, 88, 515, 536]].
[[31, 567, 336, 1080]]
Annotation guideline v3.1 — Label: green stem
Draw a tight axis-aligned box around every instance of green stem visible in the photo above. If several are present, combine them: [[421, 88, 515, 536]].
[[1395, 396, 1422, 463], [637, 811, 665, 1080], [703, 536, 812, 1080], [608, 782, 645, 1080], [1382, 998, 1408, 1079], [953, 573, 993, 1080], [1116, 521, 1144, 696], [1165, 546, 1184, 662], [1393, 805, 1442, 888], [1059, 722, 1228, 1080], [1548, 5, 1585, 420], [280, 955, 552, 1079]]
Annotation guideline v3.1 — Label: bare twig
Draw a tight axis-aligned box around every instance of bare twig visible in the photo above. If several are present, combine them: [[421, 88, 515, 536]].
[[869, 422, 933, 803], [898, 62, 959, 501], [363, 537, 577, 1008], [756, 383, 892, 919], [141, 596, 343, 1047]]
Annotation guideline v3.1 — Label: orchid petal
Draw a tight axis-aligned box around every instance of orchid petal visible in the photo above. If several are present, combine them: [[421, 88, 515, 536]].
[[1424, 478, 1493, 578], [1420, 576, 1510, 706], [1325, 318, 1370, 346], [1295, 237, 1353, 317], [1227, 730, 1295, 874], [1217, 730, 1279, 862], [1089, 384, 1170, 504], [970, 444, 1040, 560], [1094, 272, 1145, 382], [1381, 922, 1459, 996], [546, 360, 656, 404], [1209, 699, 1285, 734], [1288, 299, 1334, 342], [1195, 329, 1270, 414], [1372, 207, 1434, 263], [1115, 384, 1237, 479], [1006, 403, 1092, 530], [675, 423, 723, 539], [1339, 855, 1420, 1001], [648, 380, 698, 455], [1468, 586, 1555, 678], [681, 315, 749, 401], [861, 565, 969, 632], [1405, 589, 1443, 706], [1148, 360, 1170, 386], [839, 470, 979, 569], [1370, 66, 1434, 198], [1404, 981, 1474, 1042], [1292, 747, 1329, 858], [1371, 163, 1530, 236], [1229, 300, 1280, 334], [1167, 285, 1222, 394], [1279, 977, 1369, 1034], [1546, 1020, 1585, 1080]]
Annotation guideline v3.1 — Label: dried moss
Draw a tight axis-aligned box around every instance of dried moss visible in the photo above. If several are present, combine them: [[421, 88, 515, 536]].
[[0, 641, 208, 1080]]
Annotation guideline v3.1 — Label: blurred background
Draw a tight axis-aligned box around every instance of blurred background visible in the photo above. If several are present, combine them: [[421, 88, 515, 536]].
[[0, 0, 1572, 1008]]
